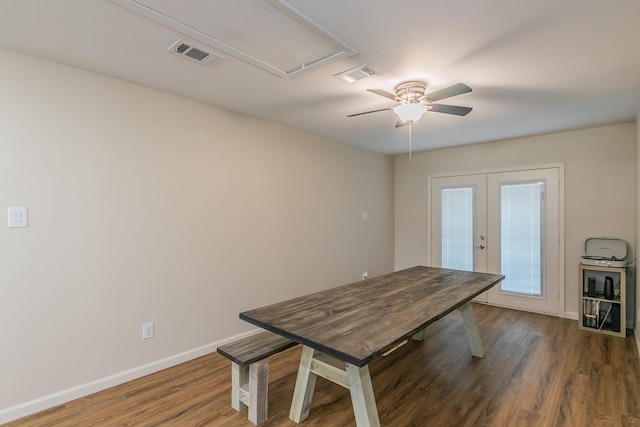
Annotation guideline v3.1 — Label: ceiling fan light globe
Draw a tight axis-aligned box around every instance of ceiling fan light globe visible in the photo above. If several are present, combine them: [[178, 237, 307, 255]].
[[393, 103, 427, 124]]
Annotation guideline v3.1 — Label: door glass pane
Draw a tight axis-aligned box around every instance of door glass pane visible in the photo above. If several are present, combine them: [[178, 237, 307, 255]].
[[500, 182, 543, 296], [441, 187, 474, 271]]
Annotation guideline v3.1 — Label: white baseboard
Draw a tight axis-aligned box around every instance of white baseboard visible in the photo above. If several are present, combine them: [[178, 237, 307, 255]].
[[563, 311, 579, 321], [0, 328, 262, 424]]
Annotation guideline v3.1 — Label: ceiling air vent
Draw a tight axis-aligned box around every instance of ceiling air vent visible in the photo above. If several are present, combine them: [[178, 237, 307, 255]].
[[167, 39, 222, 65], [333, 64, 376, 83]]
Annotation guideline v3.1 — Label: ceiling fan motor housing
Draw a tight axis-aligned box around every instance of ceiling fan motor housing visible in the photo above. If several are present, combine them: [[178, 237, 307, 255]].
[[395, 81, 426, 103]]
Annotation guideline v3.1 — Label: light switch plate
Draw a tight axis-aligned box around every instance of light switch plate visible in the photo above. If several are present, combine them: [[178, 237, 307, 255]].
[[8, 207, 28, 228], [142, 322, 154, 340]]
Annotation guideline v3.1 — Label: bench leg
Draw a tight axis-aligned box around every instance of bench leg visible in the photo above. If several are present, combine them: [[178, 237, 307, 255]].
[[231, 360, 270, 425], [459, 302, 484, 358], [249, 359, 269, 425], [231, 362, 249, 412]]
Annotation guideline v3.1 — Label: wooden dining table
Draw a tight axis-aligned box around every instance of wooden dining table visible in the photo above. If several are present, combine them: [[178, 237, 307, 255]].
[[240, 265, 505, 427]]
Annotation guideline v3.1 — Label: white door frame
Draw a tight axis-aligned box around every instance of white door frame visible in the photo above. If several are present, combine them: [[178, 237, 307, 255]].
[[427, 163, 566, 318]]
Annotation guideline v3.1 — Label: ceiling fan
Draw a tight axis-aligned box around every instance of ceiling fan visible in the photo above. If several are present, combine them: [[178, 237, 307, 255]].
[[348, 81, 473, 127]]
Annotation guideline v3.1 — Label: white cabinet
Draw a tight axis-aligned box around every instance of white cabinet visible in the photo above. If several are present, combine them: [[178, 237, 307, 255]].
[[578, 264, 626, 337]]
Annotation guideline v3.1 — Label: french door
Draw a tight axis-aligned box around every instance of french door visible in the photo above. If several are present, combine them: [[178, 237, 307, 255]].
[[430, 168, 560, 315]]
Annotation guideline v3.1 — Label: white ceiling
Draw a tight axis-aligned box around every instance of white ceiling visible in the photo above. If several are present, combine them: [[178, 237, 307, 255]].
[[1, 0, 640, 155]]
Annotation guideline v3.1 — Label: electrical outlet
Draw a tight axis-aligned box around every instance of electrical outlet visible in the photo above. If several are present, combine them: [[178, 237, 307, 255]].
[[362, 272, 368, 280], [142, 322, 154, 340]]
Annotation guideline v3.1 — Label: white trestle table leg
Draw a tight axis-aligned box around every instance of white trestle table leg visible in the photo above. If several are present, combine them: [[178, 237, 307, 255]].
[[289, 345, 318, 422], [459, 302, 485, 358], [411, 329, 425, 341], [346, 363, 381, 427], [289, 346, 382, 427]]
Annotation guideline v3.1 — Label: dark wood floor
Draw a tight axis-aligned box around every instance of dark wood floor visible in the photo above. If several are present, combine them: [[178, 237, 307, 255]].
[[6, 304, 640, 426]]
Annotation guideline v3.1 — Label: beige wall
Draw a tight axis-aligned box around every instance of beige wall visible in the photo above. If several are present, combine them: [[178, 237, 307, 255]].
[[395, 123, 636, 318], [0, 49, 394, 418]]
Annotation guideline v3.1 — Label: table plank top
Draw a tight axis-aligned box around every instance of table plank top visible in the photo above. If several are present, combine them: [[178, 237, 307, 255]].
[[240, 266, 504, 367]]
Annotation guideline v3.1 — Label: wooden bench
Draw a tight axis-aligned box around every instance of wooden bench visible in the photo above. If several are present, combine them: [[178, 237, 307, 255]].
[[217, 331, 297, 425]]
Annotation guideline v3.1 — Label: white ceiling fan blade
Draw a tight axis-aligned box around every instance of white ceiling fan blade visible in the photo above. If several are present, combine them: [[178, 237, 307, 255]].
[[347, 107, 392, 117], [425, 83, 472, 102], [366, 88, 398, 101], [429, 104, 473, 116]]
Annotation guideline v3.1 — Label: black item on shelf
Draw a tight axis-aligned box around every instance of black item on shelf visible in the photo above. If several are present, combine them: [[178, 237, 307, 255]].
[[598, 307, 612, 329], [611, 304, 621, 332], [588, 277, 596, 297], [604, 276, 614, 300]]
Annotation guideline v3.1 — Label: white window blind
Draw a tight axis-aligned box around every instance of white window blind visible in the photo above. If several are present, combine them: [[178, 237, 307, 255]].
[[441, 187, 474, 271], [500, 182, 543, 296]]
